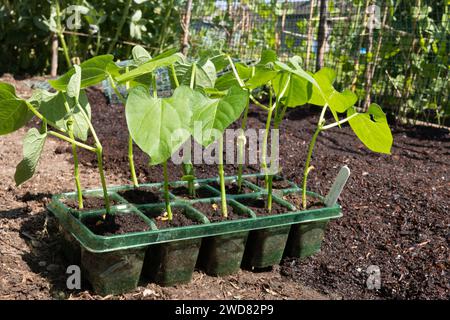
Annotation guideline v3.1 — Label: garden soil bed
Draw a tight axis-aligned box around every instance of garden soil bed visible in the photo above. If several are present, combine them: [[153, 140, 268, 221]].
[[209, 181, 255, 195], [0, 76, 448, 300]]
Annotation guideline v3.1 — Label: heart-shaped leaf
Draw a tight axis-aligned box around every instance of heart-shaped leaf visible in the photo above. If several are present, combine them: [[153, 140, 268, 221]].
[[192, 86, 249, 147], [14, 127, 47, 186], [29, 90, 91, 141], [0, 82, 33, 135], [309, 68, 358, 113], [174, 60, 217, 89], [126, 86, 194, 165], [348, 103, 393, 154], [49, 55, 120, 91]]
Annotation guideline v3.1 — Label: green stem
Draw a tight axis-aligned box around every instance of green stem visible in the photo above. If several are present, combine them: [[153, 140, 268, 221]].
[[128, 135, 139, 187], [302, 125, 322, 209], [237, 99, 249, 191], [171, 64, 180, 87], [55, 0, 72, 68], [76, 99, 110, 214], [156, 0, 174, 54], [218, 137, 228, 218], [163, 161, 173, 221], [96, 147, 111, 214], [63, 98, 83, 209], [48, 131, 96, 152], [107, 0, 132, 54], [108, 74, 138, 187], [190, 63, 197, 88]]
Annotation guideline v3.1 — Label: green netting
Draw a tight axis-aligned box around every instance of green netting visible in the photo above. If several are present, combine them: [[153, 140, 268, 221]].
[[187, 0, 449, 125]]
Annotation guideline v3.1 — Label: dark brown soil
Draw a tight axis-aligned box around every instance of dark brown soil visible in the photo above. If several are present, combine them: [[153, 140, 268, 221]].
[[237, 197, 293, 216], [282, 193, 324, 210], [170, 185, 217, 199], [141, 207, 200, 229], [118, 187, 162, 204], [1, 77, 448, 299], [83, 213, 150, 236], [63, 196, 119, 211], [192, 202, 244, 222], [209, 181, 255, 195]]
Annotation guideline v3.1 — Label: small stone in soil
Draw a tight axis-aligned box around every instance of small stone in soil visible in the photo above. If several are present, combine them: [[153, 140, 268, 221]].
[[118, 187, 162, 204], [83, 213, 150, 236], [141, 207, 199, 229], [192, 202, 245, 222]]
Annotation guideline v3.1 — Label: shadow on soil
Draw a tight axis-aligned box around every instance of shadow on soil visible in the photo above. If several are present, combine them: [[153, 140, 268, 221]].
[[19, 209, 87, 298]]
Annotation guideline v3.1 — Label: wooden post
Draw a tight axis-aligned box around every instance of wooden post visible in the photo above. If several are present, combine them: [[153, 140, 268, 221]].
[[315, 0, 328, 71], [181, 0, 193, 56], [50, 33, 59, 77]]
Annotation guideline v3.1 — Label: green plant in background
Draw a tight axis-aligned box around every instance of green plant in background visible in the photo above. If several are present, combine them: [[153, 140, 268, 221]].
[[0, 65, 113, 213]]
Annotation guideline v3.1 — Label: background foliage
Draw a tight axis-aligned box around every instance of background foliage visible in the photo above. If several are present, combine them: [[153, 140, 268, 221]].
[[0, 0, 448, 124]]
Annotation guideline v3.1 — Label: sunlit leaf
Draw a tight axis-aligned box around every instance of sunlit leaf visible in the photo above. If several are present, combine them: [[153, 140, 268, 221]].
[[14, 127, 47, 186], [348, 104, 393, 154]]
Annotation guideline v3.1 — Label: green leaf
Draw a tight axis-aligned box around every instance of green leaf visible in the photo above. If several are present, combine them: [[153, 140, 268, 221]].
[[175, 60, 217, 89], [309, 68, 357, 113], [126, 86, 193, 165], [257, 50, 278, 66], [14, 127, 47, 186], [0, 82, 33, 135], [245, 66, 278, 90], [192, 86, 249, 147], [117, 53, 184, 83], [272, 73, 312, 107], [67, 65, 81, 98], [30, 90, 91, 141], [132, 45, 152, 65], [215, 63, 252, 91], [348, 104, 393, 154], [0, 82, 16, 98], [49, 55, 120, 91]]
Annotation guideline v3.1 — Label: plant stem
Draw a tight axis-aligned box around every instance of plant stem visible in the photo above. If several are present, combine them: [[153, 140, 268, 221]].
[[76, 100, 110, 214], [63, 98, 83, 209], [302, 125, 322, 209], [322, 112, 359, 130], [55, 0, 72, 68], [48, 131, 96, 152], [237, 100, 249, 191], [108, 74, 139, 187], [128, 135, 139, 187], [96, 146, 110, 214], [218, 137, 228, 218], [107, 0, 132, 54], [163, 160, 173, 220]]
